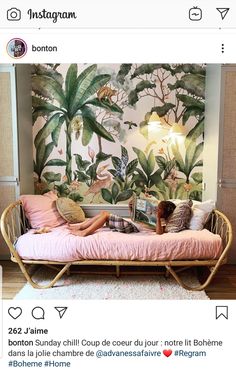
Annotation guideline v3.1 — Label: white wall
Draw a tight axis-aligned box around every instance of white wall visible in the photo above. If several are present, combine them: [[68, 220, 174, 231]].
[[0, 65, 33, 260], [16, 65, 34, 195], [203, 64, 222, 201]]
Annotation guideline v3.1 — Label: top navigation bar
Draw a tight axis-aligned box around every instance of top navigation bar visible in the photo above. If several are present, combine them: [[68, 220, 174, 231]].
[[0, 1, 235, 29]]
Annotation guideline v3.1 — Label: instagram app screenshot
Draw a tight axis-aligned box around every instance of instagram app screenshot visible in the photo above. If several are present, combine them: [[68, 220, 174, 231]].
[[0, 1, 235, 369]]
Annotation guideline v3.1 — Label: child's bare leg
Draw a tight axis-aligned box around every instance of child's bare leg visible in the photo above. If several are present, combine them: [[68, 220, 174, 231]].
[[68, 220, 89, 231], [68, 212, 104, 231], [70, 211, 110, 237]]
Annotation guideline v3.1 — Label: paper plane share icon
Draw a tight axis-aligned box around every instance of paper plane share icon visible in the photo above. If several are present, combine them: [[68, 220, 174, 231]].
[[54, 307, 68, 319], [216, 8, 230, 20]]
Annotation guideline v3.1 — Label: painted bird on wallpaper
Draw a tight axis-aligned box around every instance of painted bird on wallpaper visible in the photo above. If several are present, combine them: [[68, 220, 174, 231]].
[[124, 121, 138, 130], [84, 164, 112, 203], [97, 86, 117, 104], [71, 116, 83, 140]]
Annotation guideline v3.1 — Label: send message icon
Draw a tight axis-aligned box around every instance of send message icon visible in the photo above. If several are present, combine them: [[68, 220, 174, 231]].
[[55, 307, 68, 319]]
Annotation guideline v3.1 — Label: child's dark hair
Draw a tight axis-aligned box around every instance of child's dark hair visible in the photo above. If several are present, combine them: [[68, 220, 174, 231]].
[[158, 201, 176, 219]]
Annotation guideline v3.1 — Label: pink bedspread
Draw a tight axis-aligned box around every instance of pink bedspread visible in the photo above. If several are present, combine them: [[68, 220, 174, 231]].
[[15, 223, 223, 262]]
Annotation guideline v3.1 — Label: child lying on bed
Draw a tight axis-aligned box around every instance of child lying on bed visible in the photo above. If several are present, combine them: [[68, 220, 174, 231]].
[[68, 200, 176, 237]]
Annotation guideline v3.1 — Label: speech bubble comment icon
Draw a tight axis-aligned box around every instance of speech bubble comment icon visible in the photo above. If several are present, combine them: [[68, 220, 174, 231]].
[[32, 306, 45, 320]]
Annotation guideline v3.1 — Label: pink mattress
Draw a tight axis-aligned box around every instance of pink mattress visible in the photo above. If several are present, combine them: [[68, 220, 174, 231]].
[[15, 223, 223, 262]]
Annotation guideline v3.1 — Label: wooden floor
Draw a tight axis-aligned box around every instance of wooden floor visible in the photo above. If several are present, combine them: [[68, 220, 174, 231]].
[[1, 260, 236, 299]]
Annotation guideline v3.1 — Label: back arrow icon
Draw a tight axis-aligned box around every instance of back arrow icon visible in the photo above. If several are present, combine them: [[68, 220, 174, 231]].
[[216, 8, 230, 20]]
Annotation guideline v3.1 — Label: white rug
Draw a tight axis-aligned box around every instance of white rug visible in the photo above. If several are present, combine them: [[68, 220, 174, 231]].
[[14, 268, 209, 300]]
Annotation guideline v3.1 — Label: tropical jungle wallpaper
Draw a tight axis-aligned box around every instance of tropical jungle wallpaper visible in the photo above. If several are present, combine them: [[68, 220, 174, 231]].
[[32, 63, 205, 204]]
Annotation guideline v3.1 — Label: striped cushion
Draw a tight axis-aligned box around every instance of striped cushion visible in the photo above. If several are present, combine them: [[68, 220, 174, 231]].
[[165, 200, 192, 233]]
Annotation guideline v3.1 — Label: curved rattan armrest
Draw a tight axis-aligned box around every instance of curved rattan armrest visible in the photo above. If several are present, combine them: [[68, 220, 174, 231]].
[[0, 200, 27, 259], [206, 209, 233, 259]]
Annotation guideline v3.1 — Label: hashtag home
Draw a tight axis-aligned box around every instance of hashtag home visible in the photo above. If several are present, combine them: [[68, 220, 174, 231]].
[[27, 9, 77, 23]]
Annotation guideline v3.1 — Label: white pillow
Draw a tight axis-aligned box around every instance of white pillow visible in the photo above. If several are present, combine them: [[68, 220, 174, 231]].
[[167, 199, 185, 206], [189, 199, 215, 230], [172, 199, 200, 206]]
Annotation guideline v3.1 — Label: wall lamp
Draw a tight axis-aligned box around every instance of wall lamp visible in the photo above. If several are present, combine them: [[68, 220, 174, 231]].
[[148, 112, 185, 136]]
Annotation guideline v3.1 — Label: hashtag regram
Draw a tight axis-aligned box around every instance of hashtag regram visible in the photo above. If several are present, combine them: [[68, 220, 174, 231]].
[[174, 350, 207, 358]]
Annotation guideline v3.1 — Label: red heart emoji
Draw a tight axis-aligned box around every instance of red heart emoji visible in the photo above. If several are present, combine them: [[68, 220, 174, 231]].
[[163, 349, 172, 357]]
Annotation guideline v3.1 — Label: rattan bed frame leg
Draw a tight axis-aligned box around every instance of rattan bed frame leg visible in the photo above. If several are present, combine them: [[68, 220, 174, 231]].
[[116, 265, 120, 278], [165, 269, 170, 278], [18, 262, 72, 289], [165, 265, 221, 291]]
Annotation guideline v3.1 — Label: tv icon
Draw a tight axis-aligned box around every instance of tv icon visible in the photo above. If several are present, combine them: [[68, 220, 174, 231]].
[[189, 6, 202, 21], [7, 8, 21, 21]]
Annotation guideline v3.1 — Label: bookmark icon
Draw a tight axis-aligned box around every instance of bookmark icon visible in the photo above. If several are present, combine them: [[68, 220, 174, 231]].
[[216, 306, 228, 320]]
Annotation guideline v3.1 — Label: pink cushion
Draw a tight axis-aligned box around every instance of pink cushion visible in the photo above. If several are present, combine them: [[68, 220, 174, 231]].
[[20, 191, 65, 228]]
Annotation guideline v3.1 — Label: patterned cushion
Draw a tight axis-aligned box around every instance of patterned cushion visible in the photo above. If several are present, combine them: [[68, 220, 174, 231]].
[[56, 198, 85, 223], [165, 200, 192, 233]]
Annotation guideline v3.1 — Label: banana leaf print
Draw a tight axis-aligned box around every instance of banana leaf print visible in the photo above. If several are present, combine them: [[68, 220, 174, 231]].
[[171, 135, 203, 183], [33, 63, 205, 203], [102, 146, 138, 204], [32, 64, 123, 183]]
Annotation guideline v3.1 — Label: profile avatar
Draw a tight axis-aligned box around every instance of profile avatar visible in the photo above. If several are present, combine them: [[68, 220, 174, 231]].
[[7, 38, 27, 59]]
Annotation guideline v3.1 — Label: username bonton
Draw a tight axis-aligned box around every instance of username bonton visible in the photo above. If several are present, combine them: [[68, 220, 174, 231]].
[[32, 45, 58, 52]]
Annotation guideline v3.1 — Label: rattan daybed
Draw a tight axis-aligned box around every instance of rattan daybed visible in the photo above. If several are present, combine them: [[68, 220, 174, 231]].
[[0, 200, 233, 291]]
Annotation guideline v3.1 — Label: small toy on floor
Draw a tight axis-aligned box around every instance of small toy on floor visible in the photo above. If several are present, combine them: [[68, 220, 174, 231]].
[[34, 227, 51, 234]]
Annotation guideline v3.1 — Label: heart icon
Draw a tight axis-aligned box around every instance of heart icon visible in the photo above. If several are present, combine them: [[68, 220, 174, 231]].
[[8, 307, 22, 320], [163, 349, 172, 357]]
